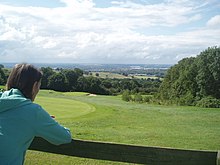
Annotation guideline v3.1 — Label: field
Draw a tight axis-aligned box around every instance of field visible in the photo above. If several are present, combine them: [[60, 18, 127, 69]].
[[23, 90, 220, 164], [88, 72, 159, 79], [88, 72, 128, 79]]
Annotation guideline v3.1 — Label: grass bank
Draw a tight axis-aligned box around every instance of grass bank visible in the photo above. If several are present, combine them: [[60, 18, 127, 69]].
[[25, 90, 220, 164]]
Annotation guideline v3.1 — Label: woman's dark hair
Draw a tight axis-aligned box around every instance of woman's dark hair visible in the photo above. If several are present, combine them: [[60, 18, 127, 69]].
[[6, 63, 43, 100]]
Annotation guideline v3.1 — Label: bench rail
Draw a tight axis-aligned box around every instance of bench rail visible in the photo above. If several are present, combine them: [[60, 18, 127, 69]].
[[29, 137, 219, 165]]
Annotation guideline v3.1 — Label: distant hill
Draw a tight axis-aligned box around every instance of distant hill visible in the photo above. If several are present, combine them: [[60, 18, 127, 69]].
[[2, 63, 172, 71]]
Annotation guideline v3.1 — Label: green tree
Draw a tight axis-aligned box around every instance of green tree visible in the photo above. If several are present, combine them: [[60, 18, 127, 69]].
[[40, 67, 55, 89], [0, 68, 6, 85], [62, 69, 79, 91], [47, 72, 68, 92], [196, 47, 220, 99], [101, 79, 112, 89], [158, 46, 220, 106], [87, 77, 107, 94], [77, 76, 89, 92], [74, 68, 83, 77], [0, 64, 4, 69]]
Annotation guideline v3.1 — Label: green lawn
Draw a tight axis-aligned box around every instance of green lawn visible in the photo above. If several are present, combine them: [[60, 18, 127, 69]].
[[35, 96, 95, 121], [0, 85, 5, 89], [25, 90, 220, 164]]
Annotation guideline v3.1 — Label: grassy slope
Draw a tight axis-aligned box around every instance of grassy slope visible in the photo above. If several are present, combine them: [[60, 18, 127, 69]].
[[25, 90, 220, 164]]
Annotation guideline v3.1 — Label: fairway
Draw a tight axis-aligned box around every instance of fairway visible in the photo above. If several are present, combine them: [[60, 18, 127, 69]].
[[25, 90, 220, 165]]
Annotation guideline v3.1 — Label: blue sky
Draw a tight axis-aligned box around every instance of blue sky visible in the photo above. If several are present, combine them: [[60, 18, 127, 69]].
[[0, 0, 219, 64]]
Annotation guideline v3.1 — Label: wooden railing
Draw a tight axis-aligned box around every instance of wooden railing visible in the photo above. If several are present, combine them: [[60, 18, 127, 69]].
[[29, 137, 219, 165]]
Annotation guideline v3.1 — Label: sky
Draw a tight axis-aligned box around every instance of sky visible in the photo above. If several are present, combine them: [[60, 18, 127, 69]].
[[0, 0, 220, 64]]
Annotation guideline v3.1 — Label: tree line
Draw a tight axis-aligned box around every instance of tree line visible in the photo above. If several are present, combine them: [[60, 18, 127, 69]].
[[40, 67, 161, 95], [0, 65, 161, 95], [157, 46, 220, 108]]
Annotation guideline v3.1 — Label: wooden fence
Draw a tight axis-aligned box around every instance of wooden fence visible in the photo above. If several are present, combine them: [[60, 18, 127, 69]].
[[29, 137, 219, 165]]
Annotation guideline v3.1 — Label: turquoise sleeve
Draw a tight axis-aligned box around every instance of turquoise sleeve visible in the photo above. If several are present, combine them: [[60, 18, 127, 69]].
[[34, 105, 72, 145]]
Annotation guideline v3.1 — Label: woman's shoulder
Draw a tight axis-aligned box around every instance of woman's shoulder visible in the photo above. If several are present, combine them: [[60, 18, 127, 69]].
[[18, 102, 47, 122], [26, 102, 44, 112], [18, 101, 44, 116]]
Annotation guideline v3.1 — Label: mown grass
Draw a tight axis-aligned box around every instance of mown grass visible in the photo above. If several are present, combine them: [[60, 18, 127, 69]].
[[25, 90, 220, 164], [35, 96, 95, 121], [0, 85, 5, 90]]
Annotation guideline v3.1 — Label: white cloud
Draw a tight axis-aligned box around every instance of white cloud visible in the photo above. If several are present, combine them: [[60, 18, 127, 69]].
[[60, 0, 94, 8], [207, 15, 220, 27], [0, 0, 219, 64]]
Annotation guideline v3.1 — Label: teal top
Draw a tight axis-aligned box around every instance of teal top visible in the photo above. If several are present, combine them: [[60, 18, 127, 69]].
[[0, 89, 72, 165]]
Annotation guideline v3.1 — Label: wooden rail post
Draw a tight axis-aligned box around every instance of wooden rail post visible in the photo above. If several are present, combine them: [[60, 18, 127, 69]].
[[217, 151, 220, 165], [29, 137, 218, 165]]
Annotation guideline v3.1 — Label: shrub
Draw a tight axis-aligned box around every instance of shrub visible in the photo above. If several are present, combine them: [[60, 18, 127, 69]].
[[134, 93, 143, 103], [122, 90, 132, 102], [196, 96, 220, 108], [143, 95, 152, 103], [177, 92, 195, 106]]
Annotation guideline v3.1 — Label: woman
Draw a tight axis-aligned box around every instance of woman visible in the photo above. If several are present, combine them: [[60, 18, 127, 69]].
[[0, 63, 72, 165]]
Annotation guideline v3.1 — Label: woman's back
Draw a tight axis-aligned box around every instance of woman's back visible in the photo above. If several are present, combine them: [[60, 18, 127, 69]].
[[0, 88, 71, 165]]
